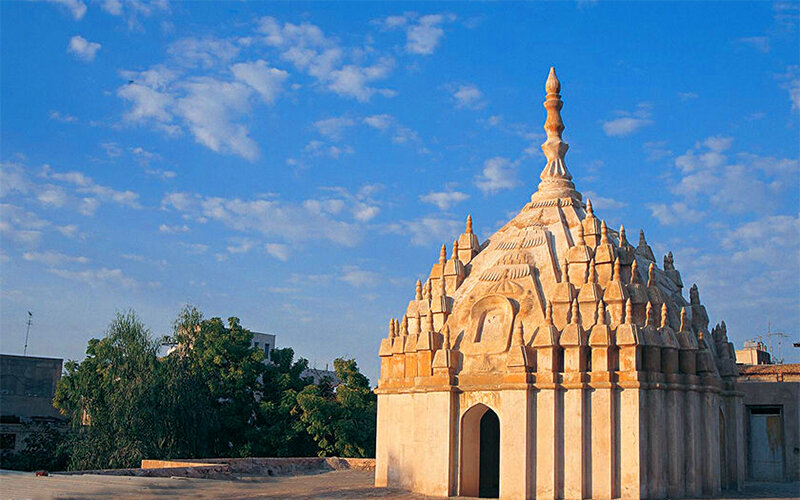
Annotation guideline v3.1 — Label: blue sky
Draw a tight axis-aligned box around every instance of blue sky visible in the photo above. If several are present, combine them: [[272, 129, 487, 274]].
[[2, 1, 799, 381]]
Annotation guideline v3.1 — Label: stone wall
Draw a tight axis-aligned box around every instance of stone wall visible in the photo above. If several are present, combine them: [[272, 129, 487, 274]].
[[58, 457, 375, 479]]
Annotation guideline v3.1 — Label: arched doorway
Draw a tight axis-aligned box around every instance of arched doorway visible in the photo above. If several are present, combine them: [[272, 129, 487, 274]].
[[460, 404, 501, 498]]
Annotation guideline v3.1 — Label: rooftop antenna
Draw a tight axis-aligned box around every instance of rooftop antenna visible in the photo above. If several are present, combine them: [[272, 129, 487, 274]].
[[23, 311, 32, 356], [766, 320, 789, 364]]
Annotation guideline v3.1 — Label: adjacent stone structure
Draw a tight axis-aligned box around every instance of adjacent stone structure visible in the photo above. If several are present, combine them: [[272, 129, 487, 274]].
[[375, 69, 745, 499]]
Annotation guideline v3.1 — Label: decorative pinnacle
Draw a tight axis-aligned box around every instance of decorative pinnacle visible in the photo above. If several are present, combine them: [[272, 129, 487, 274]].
[[577, 224, 586, 245], [570, 298, 581, 325], [415, 279, 422, 300], [424, 279, 432, 298], [619, 225, 629, 246], [588, 259, 597, 283], [389, 318, 396, 337], [639, 229, 647, 247], [452, 240, 459, 259], [680, 307, 689, 332], [427, 310, 435, 332], [630, 259, 639, 284], [532, 67, 580, 202], [443, 325, 451, 349], [647, 262, 656, 287], [646, 302, 655, 327], [586, 198, 594, 216], [613, 257, 621, 281], [625, 299, 633, 325], [401, 315, 408, 336], [598, 300, 607, 325], [661, 303, 669, 329], [513, 321, 524, 346], [439, 275, 447, 296], [466, 214, 473, 234], [545, 301, 554, 325], [439, 244, 447, 264], [600, 220, 610, 244], [562, 257, 570, 284]]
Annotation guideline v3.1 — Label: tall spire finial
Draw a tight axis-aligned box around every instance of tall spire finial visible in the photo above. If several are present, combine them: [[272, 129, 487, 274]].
[[466, 214, 473, 234], [439, 244, 447, 264], [532, 67, 581, 203]]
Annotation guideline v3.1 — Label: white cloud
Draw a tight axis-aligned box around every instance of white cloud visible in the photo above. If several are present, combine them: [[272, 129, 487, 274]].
[[226, 238, 255, 254], [101, 0, 123, 16], [265, 243, 290, 261], [582, 192, 628, 211], [420, 190, 469, 210], [179, 242, 209, 254], [362, 114, 426, 152], [231, 60, 289, 103], [40, 165, 141, 212], [256, 17, 395, 101], [385, 216, 462, 247], [452, 83, 485, 110], [314, 117, 355, 141], [643, 141, 673, 162], [67, 35, 101, 62], [49, 110, 78, 123], [647, 202, 704, 225], [475, 156, 518, 194], [602, 103, 653, 137], [168, 37, 241, 69], [175, 77, 259, 160], [48, 267, 137, 289], [50, 0, 87, 20], [777, 65, 800, 111], [158, 223, 189, 233], [23, 251, 89, 266], [339, 265, 381, 287], [161, 188, 376, 247], [375, 12, 456, 55], [678, 92, 699, 101], [736, 36, 770, 53]]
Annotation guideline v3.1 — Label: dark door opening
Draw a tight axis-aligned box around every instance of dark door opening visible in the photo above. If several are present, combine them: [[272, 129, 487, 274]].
[[479, 409, 500, 498]]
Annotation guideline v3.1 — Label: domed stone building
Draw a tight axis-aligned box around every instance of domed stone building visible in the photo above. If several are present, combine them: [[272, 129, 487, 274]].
[[375, 68, 744, 499]]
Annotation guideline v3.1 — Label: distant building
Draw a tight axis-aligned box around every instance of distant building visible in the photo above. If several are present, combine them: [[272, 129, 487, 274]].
[[737, 363, 800, 482], [735, 340, 772, 365], [251, 331, 276, 361], [301, 367, 340, 387], [0, 354, 64, 454]]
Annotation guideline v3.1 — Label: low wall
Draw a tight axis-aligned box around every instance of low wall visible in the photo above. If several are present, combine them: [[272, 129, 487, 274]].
[[60, 457, 375, 479]]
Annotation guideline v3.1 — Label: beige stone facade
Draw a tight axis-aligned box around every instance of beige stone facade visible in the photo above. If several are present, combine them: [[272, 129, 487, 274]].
[[375, 69, 746, 499]]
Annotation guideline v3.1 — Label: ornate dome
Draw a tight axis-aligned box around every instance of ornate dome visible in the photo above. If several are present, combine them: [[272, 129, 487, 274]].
[[378, 68, 737, 386]]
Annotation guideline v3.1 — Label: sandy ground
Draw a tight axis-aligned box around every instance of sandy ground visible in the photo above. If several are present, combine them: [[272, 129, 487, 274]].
[[1, 469, 798, 500]]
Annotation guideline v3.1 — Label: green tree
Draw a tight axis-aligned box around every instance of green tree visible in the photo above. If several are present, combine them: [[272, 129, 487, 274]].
[[167, 306, 267, 457], [54, 311, 163, 470], [256, 348, 318, 457], [296, 358, 376, 458]]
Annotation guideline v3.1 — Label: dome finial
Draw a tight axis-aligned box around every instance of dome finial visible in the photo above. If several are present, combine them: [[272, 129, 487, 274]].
[[532, 67, 580, 203], [452, 239, 459, 259], [466, 214, 473, 234], [415, 279, 422, 300], [546, 66, 561, 94], [660, 303, 669, 329], [439, 244, 447, 264]]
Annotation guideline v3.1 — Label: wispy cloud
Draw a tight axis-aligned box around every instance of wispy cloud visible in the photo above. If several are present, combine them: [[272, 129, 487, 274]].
[[374, 12, 457, 55], [602, 102, 653, 137], [736, 36, 770, 53], [67, 35, 101, 62], [450, 83, 485, 110], [474, 156, 518, 194], [420, 189, 469, 210]]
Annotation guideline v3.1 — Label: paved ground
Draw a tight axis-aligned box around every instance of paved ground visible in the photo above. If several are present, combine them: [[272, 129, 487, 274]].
[[1, 469, 797, 500]]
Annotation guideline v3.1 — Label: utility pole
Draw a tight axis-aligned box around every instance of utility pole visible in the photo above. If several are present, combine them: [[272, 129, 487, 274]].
[[23, 311, 32, 356]]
